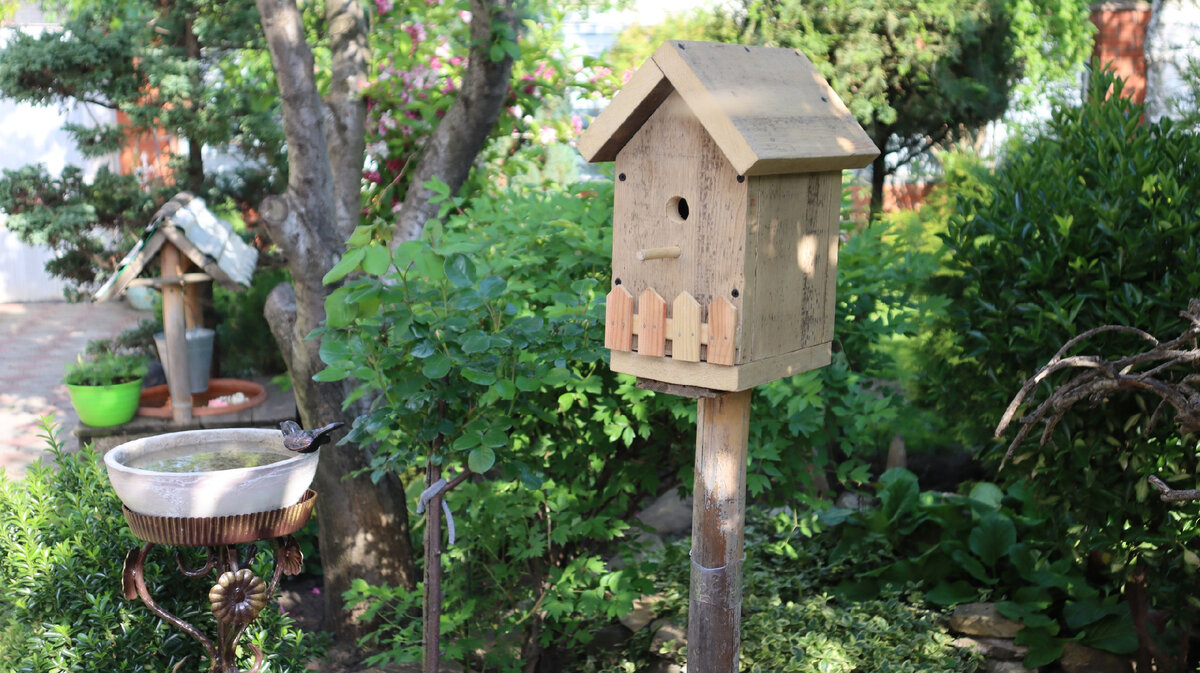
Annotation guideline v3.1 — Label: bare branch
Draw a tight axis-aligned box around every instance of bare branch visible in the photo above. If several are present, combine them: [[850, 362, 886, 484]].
[[997, 300, 1200, 462], [1149, 475, 1200, 503]]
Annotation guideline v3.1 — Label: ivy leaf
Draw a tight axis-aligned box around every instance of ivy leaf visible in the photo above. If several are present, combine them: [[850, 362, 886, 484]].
[[460, 332, 491, 354], [422, 353, 452, 379], [324, 287, 355, 327], [444, 253, 476, 288], [468, 447, 495, 473], [362, 244, 391, 276], [479, 275, 507, 299], [318, 338, 352, 366], [462, 367, 497, 386], [322, 247, 365, 285], [312, 366, 347, 382]]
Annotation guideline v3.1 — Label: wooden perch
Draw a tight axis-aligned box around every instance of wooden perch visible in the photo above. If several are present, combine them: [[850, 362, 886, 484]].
[[995, 299, 1200, 464]]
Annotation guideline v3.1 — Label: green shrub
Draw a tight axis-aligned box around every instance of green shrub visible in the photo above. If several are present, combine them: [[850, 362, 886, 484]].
[[579, 509, 983, 673], [0, 419, 322, 672], [925, 67, 1200, 448], [921, 66, 1200, 664]]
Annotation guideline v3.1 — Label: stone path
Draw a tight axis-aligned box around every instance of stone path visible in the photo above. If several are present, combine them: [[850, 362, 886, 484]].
[[0, 300, 146, 478]]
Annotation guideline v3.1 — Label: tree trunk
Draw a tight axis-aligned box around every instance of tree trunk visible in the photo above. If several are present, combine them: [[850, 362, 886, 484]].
[[393, 0, 521, 243], [869, 150, 887, 219], [255, 0, 416, 645]]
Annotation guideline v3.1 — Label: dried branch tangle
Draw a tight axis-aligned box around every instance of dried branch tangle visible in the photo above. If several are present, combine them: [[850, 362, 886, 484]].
[[995, 299, 1200, 463]]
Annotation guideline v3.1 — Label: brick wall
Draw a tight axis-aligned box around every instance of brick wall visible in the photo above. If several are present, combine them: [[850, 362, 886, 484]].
[[1090, 1, 1153, 103]]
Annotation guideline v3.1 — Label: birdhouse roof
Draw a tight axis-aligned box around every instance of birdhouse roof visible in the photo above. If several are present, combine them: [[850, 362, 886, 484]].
[[579, 41, 879, 176], [94, 192, 258, 302]]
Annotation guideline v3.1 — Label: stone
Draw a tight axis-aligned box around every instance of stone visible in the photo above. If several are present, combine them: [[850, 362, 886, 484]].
[[619, 594, 663, 632], [649, 618, 687, 656], [589, 623, 634, 650], [986, 661, 1037, 673], [952, 636, 1028, 660], [1060, 642, 1133, 673], [647, 662, 684, 673], [949, 602, 1024, 639], [637, 489, 693, 536]]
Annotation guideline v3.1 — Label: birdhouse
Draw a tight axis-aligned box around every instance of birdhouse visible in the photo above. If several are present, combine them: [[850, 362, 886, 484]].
[[579, 41, 879, 391]]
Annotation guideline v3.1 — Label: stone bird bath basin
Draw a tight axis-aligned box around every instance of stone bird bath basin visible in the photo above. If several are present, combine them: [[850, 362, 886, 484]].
[[104, 428, 318, 519]]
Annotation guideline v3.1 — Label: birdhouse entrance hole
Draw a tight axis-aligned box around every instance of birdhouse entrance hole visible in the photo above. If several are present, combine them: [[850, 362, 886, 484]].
[[668, 196, 689, 221]]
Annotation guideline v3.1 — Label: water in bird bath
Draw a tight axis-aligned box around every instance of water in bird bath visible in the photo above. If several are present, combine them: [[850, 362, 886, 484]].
[[132, 450, 290, 473]]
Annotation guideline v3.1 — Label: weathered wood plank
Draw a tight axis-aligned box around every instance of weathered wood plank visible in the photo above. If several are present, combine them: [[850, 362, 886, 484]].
[[605, 285, 635, 351], [706, 297, 737, 365], [672, 291, 702, 362], [637, 288, 667, 357]]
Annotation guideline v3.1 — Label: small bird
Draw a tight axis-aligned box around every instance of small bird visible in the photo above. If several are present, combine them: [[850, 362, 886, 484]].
[[280, 420, 345, 453]]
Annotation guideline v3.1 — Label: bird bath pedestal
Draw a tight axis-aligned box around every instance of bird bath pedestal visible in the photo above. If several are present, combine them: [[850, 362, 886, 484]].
[[105, 429, 319, 673]]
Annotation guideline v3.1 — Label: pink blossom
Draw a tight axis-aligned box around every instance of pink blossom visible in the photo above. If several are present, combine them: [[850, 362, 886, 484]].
[[622, 69, 634, 84], [373, 0, 393, 14], [404, 22, 427, 45], [570, 115, 583, 137], [538, 125, 557, 144], [312, 587, 322, 595], [459, 10, 472, 23], [450, 56, 464, 67], [363, 170, 382, 184]]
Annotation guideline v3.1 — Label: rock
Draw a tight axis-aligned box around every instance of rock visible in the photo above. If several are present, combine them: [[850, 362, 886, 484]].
[[637, 489, 693, 536], [649, 618, 687, 656], [619, 594, 663, 632], [949, 603, 1024, 639], [986, 661, 1037, 673], [589, 623, 633, 650], [1060, 642, 1132, 673], [952, 636, 1028, 660], [647, 662, 683, 673], [835, 491, 877, 510]]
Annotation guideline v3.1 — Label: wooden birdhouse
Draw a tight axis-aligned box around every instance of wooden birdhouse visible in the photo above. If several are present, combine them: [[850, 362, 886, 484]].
[[579, 41, 879, 391]]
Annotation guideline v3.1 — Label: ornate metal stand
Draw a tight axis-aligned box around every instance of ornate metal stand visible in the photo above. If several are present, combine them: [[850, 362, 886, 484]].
[[120, 490, 317, 673]]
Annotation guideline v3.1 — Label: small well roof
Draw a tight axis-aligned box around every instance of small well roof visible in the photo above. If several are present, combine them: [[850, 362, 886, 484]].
[[579, 41, 879, 176], [94, 192, 258, 302]]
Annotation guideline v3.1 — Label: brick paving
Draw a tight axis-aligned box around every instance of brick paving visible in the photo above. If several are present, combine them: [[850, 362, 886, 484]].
[[0, 300, 146, 478]]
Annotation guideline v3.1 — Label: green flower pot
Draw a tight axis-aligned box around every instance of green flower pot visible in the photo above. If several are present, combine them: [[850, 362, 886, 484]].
[[67, 378, 143, 428]]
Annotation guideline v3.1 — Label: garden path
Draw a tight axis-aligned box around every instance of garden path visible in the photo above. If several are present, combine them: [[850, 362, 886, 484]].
[[0, 300, 144, 478]]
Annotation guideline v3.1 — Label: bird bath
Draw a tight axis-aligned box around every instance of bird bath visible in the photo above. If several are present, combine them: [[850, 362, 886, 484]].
[[107, 427, 325, 673], [105, 428, 318, 518]]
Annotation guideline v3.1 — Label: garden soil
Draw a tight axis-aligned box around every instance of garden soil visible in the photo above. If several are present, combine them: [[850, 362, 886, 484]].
[[0, 300, 145, 478]]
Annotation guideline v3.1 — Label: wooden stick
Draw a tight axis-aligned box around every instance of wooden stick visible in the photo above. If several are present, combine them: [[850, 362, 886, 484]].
[[688, 389, 751, 673], [636, 246, 682, 261], [160, 242, 193, 422]]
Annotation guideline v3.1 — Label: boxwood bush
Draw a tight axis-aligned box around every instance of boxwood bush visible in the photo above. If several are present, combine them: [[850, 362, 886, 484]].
[[0, 420, 322, 672]]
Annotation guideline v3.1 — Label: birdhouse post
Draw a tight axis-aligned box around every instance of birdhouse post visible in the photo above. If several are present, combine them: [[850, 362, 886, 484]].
[[579, 41, 878, 672]]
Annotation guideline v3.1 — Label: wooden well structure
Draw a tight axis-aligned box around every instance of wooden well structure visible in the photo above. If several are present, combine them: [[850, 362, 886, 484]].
[[95, 192, 258, 423]]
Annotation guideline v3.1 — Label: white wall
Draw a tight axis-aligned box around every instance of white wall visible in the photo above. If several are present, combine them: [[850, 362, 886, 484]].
[[0, 4, 116, 302], [1146, 0, 1200, 124]]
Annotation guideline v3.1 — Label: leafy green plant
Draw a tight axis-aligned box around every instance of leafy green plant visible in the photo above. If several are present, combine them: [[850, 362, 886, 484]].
[[63, 352, 148, 387], [0, 418, 323, 672], [580, 508, 983, 673], [817, 469, 1134, 667], [922, 66, 1200, 670]]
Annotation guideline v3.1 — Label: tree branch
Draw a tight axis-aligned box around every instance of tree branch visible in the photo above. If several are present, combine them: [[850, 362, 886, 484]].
[[393, 0, 520, 243]]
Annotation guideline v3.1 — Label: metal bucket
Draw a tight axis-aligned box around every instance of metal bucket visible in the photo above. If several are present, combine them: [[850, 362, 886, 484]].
[[154, 327, 215, 394]]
